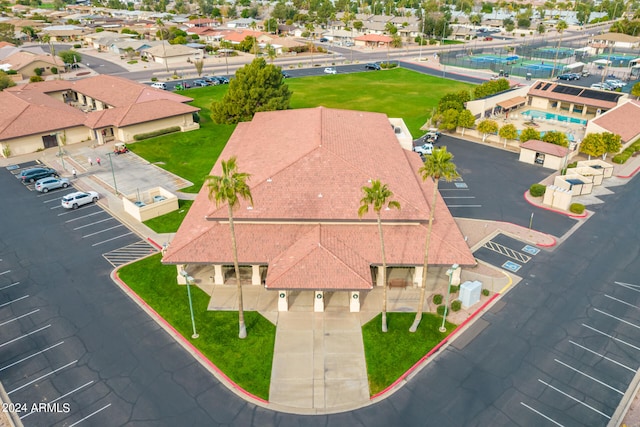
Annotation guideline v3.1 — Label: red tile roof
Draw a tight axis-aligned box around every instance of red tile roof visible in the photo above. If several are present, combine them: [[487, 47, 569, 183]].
[[163, 108, 475, 291], [521, 139, 569, 157], [591, 100, 640, 143]]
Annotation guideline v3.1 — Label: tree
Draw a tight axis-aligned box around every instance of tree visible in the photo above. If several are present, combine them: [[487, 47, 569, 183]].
[[410, 147, 459, 332], [631, 82, 640, 99], [40, 34, 60, 79], [265, 44, 277, 63], [206, 157, 253, 339], [193, 59, 204, 76], [0, 23, 17, 45], [156, 19, 169, 73], [211, 58, 292, 124], [542, 130, 568, 147], [601, 132, 622, 159], [220, 40, 233, 76], [358, 180, 400, 333], [520, 127, 540, 143], [457, 109, 475, 136], [579, 133, 605, 159], [498, 123, 518, 147], [437, 109, 460, 132], [21, 26, 36, 42], [0, 71, 16, 91], [58, 50, 82, 65], [551, 20, 568, 78], [477, 119, 498, 142]]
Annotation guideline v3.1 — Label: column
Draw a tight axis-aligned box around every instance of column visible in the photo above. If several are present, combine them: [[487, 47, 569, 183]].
[[413, 266, 424, 288], [278, 290, 288, 312], [176, 264, 187, 284], [314, 291, 324, 312], [376, 266, 384, 287], [213, 264, 224, 285], [349, 291, 360, 312], [251, 265, 261, 285]]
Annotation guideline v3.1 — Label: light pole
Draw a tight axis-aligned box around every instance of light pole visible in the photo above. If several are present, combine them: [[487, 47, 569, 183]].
[[439, 264, 459, 333], [105, 152, 118, 195], [181, 270, 199, 339], [52, 132, 65, 171]]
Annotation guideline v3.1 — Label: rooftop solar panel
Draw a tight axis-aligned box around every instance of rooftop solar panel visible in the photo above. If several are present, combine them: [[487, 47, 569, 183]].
[[542, 83, 551, 90], [580, 89, 621, 102], [552, 85, 582, 96]]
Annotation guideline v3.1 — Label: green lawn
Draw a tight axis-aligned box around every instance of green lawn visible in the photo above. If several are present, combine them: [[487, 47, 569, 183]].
[[287, 68, 473, 137], [118, 254, 276, 400], [363, 312, 455, 395], [143, 199, 193, 233]]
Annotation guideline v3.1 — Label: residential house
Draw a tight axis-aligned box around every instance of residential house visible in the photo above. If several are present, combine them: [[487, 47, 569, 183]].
[[142, 42, 203, 66], [586, 100, 640, 149]]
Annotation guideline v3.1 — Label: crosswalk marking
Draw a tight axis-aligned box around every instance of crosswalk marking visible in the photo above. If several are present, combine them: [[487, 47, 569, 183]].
[[483, 241, 531, 263], [103, 240, 158, 267]]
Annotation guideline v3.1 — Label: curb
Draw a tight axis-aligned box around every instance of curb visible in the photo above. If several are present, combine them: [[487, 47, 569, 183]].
[[110, 264, 269, 407], [616, 165, 640, 179], [523, 190, 588, 218], [370, 293, 500, 400]]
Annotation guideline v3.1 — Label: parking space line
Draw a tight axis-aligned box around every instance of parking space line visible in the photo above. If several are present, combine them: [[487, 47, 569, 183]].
[[42, 197, 63, 204], [7, 360, 77, 395], [20, 380, 94, 420], [67, 403, 111, 427], [594, 308, 640, 330], [0, 309, 39, 327], [614, 281, 640, 293], [82, 224, 124, 238], [442, 196, 476, 199], [0, 294, 29, 308], [0, 270, 11, 276], [57, 207, 100, 217], [538, 379, 611, 419], [483, 241, 531, 263], [0, 325, 50, 349], [569, 340, 636, 373], [0, 281, 20, 291], [447, 204, 483, 208], [51, 205, 64, 210], [64, 211, 104, 223], [554, 358, 624, 395], [520, 402, 565, 426], [605, 294, 639, 310], [582, 323, 640, 351], [0, 341, 64, 373], [91, 232, 133, 247], [73, 218, 114, 230]]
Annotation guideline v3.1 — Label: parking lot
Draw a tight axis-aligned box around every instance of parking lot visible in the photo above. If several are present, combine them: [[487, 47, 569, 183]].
[[1, 162, 159, 425], [474, 233, 541, 275]]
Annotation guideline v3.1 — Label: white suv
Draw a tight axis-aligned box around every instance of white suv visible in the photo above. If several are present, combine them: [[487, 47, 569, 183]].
[[324, 67, 337, 74], [151, 82, 167, 90], [413, 143, 433, 155], [61, 191, 99, 209]]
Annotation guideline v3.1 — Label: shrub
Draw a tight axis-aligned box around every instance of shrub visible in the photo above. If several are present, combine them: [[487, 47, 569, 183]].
[[6, 69, 17, 75], [451, 300, 462, 312], [127, 60, 138, 64], [432, 294, 443, 305], [569, 203, 585, 214], [482, 289, 490, 297], [73, 44, 81, 49], [34, 67, 43, 76], [449, 285, 459, 294], [567, 161, 577, 168], [133, 126, 180, 141], [436, 305, 446, 316], [380, 62, 398, 69], [529, 183, 546, 197], [613, 152, 631, 164], [1, 144, 11, 158], [51, 67, 58, 74], [30, 76, 44, 82], [150, 77, 158, 82]]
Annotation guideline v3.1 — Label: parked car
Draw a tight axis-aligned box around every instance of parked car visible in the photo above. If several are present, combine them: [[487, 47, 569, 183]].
[[581, 70, 590, 77], [151, 82, 167, 90], [557, 74, 573, 80], [175, 82, 191, 90], [282, 71, 291, 78], [202, 76, 220, 85], [113, 142, 129, 155], [215, 76, 230, 84], [365, 63, 381, 70], [319, 37, 329, 43], [324, 67, 337, 74], [35, 177, 70, 193], [18, 167, 58, 183], [61, 191, 99, 209], [569, 73, 581, 80], [344, 41, 354, 47], [606, 79, 625, 88], [193, 79, 209, 87], [590, 83, 606, 90], [413, 143, 434, 155]]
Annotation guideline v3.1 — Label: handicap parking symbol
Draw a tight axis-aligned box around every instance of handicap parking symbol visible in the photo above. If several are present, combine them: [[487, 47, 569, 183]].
[[521, 245, 540, 255], [502, 261, 521, 272]]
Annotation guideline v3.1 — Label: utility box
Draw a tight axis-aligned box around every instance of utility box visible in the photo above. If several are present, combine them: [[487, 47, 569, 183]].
[[460, 280, 482, 309]]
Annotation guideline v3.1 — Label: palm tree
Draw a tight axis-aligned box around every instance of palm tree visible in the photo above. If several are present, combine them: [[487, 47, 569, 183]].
[[41, 33, 61, 80], [206, 157, 253, 339], [358, 180, 400, 332], [410, 147, 459, 332], [550, 19, 568, 78], [156, 19, 169, 73]]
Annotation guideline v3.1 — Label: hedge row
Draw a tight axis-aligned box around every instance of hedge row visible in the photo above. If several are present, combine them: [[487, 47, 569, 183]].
[[133, 126, 180, 141], [613, 140, 640, 164]]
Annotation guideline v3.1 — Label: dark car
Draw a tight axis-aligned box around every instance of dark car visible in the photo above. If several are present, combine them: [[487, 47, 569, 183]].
[[18, 167, 58, 183], [203, 76, 220, 85], [193, 79, 209, 87], [282, 71, 291, 78], [557, 74, 572, 80], [319, 37, 329, 42], [365, 63, 381, 70], [216, 76, 229, 84]]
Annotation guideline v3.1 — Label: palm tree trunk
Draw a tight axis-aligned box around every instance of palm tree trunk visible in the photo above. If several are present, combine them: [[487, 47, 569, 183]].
[[410, 177, 439, 332], [377, 213, 388, 332], [551, 33, 563, 78], [228, 205, 247, 339]]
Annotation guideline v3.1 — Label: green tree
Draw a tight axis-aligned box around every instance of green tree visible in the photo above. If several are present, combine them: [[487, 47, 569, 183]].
[[0, 71, 16, 91], [580, 133, 605, 159], [58, 50, 82, 65], [477, 119, 498, 142], [517, 17, 531, 28], [601, 132, 622, 160], [437, 108, 460, 132], [542, 130, 568, 147], [206, 157, 253, 339], [358, 180, 400, 333], [520, 127, 541, 143], [0, 23, 17, 45], [21, 26, 36, 42], [498, 123, 518, 147], [211, 58, 292, 124], [457, 109, 475, 136], [410, 147, 459, 332], [631, 82, 640, 99]]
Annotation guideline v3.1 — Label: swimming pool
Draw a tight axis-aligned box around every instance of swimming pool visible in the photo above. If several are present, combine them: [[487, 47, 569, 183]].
[[521, 109, 587, 125]]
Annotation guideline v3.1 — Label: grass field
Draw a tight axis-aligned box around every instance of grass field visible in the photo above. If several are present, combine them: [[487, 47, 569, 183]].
[[118, 254, 276, 400], [143, 199, 193, 233]]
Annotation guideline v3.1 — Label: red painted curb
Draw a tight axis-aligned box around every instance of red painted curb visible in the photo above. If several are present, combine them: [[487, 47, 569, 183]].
[[147, 237, 163, 250], [537, 238, 557, 247], [371, 293, 500, 400], [616, 165, 640, 179], [523, 190, 588, 219], [112, 270, 269, 404]]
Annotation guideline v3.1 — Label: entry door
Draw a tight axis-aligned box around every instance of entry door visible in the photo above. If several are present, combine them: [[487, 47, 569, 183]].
[[42, 135, 58, 148]]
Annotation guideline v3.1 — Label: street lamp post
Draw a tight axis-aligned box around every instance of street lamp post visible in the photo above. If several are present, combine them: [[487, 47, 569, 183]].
[[52, 132, 65, 171], [439, 264, 459, 333], [181, 270, 199, 339], [105, 152, 118, 195]]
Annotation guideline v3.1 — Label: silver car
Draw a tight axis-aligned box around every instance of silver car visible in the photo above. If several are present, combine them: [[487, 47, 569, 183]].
[[34, 177, 70, 193], [61, 191, 99, 209]]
